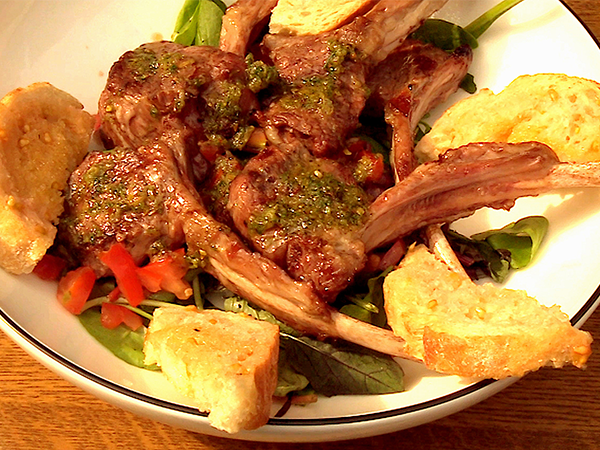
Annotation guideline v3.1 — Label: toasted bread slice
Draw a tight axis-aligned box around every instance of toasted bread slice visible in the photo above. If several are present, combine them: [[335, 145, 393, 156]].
[[269, 0, 375, 35], [0, 82, 93, 274], [383, 244, 592, 379], [416, 73, 600, 163], [143, 306, 280, 433]]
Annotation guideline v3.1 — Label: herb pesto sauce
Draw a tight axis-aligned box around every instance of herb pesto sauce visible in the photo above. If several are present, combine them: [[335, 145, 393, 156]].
[[248, 160, 369, 236]]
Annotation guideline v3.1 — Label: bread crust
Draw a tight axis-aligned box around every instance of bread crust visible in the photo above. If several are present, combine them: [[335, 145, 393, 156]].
[[143, 307, 280, 433], [384, 244, 592, 379], [0, 82, 93, 274], [416, 73, 600, 163], [269, 0, 375, 35]]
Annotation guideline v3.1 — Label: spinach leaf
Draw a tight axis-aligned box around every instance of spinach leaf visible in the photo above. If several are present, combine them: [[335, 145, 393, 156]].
[[339, 266, 393, 327], [472, 216, 549, 269], [275, 348, 310, 397], [411, 19, 478, 52], [446, 216, 549, 282], [172, 0, 201, 46], [446, 229, 511, 282], [195, 0, 224, 46], [79, 309, 159, 371], [281, 334, 404, 396]]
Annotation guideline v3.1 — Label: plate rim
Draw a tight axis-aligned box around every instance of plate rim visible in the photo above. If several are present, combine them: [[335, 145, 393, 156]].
[[0, 0, 599, 441]]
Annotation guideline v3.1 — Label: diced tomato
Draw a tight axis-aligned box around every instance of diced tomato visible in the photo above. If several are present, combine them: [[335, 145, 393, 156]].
[[57, 266, 96, 315], [100, 302, 143, 331], [100, 243, 145, 307], [136, 249, 192, 300], [108, 286, 121, 302], [33, 254, 67, 281]]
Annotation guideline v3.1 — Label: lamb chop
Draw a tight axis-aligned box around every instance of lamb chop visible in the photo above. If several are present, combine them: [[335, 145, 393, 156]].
[[259, 0, 449, 157], [98, 41, 258, 185], [227, 141, 369, 301], [365, 39, 473, 181]]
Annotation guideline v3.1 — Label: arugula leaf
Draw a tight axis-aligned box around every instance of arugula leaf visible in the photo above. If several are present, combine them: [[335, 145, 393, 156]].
[[79, 309, 159, 371], [281, 334, 404, 396]]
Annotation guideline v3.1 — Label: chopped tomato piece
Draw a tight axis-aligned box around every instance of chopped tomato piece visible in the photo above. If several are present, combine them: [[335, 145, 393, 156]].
[[100, 303, 143, 331], [33, 254, 67, 281], [108, 286, 121, 302], [136, 249, 192, 300], [57, 266, 96, 315], [100, 243, 145, 307]]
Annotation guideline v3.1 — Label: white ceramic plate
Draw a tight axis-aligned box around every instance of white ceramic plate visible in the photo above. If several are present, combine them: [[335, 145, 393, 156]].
[[1, 0, 599, 443]]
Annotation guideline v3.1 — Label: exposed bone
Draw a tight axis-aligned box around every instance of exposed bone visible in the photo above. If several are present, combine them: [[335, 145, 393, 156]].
[[219, 0, 279, 55], [361, 141, 561, 251]]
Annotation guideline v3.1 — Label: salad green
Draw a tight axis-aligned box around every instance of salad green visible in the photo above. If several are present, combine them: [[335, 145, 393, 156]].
[[74, 0, 545, 405]]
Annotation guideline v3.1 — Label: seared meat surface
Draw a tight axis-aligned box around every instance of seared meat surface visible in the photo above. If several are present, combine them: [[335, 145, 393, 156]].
[[259, 0, 448, 157], [98, 41, 258, 184], [227, 143, 368, 300], [366, 39, 473, 181]]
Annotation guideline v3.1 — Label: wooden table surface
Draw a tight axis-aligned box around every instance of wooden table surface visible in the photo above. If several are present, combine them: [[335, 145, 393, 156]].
[[1, 1, 600, 449]]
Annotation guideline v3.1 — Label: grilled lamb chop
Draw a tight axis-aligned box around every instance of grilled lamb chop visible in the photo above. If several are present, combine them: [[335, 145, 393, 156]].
[[366, 39, 473, 181], [227, 142, 368, 300], [259, 0, 448, 157], [98, 41, 258, 185], [361, 141, 562, 251], [61, 140, 410, 357]]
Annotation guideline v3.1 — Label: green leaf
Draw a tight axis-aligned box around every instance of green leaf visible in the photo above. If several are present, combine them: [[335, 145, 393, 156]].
[[195, 0, 224, 47], [459, 73, 477, 94], [472, 216, 549, 269], [275, 348, 310, 397], [411, 19, 479, 52], [172, 0, 201, 46], [337, 266, 392, 326], [173, 0, 200, 33], [281, 334, 404, 396], [464, 0, 525, 39], [446, 229, 511, 282], [78, 309, 159, 371]]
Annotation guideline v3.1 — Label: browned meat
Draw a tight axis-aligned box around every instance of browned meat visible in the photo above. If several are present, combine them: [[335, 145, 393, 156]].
[[219, 0, 279, 56], [360, 142, 562, 251], [259, 0, 448, 158], [366, 39, 473, 181], [227, 143, 368, 300], [59, 145, 191, 276], [61, 138, 409, 357], [98, 41, 257, 184]]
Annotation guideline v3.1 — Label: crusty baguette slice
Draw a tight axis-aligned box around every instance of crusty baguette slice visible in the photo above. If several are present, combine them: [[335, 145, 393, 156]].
[[415, 73, 600, 163], [269, 0, 375, 35], [143, 306, 280, 433], [0, 82, 93, 274], [383, 244, 592, 379]]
